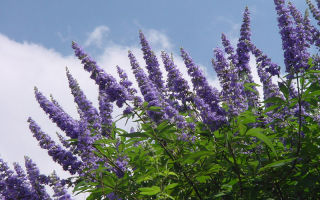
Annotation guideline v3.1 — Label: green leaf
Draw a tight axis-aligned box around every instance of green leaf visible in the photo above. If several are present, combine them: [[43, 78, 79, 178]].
[[246, 128, 277, 158], [148, 106, 162, 112], [259, 158, 296, 172], [196, 176, 211, 183], [119, 132, 151, 138], [278, 82, 289, 98], [164, 183, 179, 191], [308, 57, 314, 68], [139, 186, 161, 196], [182, 151, 213, 164], [244, 82, 259, 94], [238, 123, 247, 135], [264, 97, 285, 104]]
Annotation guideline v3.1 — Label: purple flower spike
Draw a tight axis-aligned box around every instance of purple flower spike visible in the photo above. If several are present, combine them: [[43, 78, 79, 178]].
[[139, 30, 165, 91], [213, 48, 247, 116], [117, 65, 143, 108], [180, 48, 226, 129], [221, 33, 238, 66], [76, 119, 100, 165], [99, 90, 113, 137], [236, 7, 259, 107], [24, 156, 51, 200], [66, 68, 100, 130], [250, 45, 283, 103], [161, 51, 191, 105], [49, 171, 72, 200], [307, 0, 320, 26], [106, 192, 122, 200], [303, 10, 320, 48], [28, 117, 82, 175], [274, 0, 310, 75], [34, 87, 79, 139], [128, 50, 163, 123], [72, 41, 130, 108], [0, 158, 35, 199]]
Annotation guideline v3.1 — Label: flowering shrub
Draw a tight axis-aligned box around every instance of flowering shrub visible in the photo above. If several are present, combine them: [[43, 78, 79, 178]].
[[1, 0, 320, 199]]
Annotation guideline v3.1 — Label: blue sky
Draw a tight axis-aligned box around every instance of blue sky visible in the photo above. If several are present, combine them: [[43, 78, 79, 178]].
[[0, 0, 308, 67], [0, 0, 314, 198]]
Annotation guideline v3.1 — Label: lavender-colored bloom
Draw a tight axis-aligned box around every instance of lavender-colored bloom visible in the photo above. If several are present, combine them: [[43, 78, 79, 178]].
[[236, 7, 259, 107], [28, 118, 82, 175], [139, 30, 165, 91], [117, 65, 143, 109], [250, 45, 283, 103], [99, 90, 113, 137], [307, 0, 320, 26], [274, 0, 310, 74], [161, 51, 191, 105], [106, 192, 122, 200], [180, 48, 226, 129], [50, 95, 64, 111], [123, 106, 133, 115], [72, 42, 130, 108], [213, 48, 247, 116], [112, 156, 128, 178], [303, 10, 320, 48], [0, 158, 35, 199], [129, 51, 190, 132], [56, 132, 71, 149], [128, 51, 163, 123], [116, 66, 138, 97], [288, 2, 311, 58], [24, 156, 51, 200], [34, 87, 79, 139], [221, 33, 238, 66], [66, 68, 100, 130], [49, 171, 72, 200], [193, 96, 224, 130], [76, 119, 100, 165]]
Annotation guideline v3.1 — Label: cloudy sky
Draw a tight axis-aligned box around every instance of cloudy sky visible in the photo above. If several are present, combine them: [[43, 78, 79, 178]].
[[0, 0, 313, 198]]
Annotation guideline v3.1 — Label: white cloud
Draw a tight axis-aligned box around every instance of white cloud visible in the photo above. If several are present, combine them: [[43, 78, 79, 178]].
[[84, 25, 110, 48], [144, 29, 173, 50]]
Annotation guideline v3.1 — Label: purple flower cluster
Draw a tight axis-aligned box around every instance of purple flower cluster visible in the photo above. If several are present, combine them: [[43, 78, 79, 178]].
[[49, 171, 72, 200], [128, 50, 163, 122], [302, 10, 320, 48], [139, 31, 165, 91], [213, 47, 247, 116], [181, 48, 226, 130], [236, 7, 259, 107], [116, 65, 143, 110], [250, 45, 283, 104], [24, 156, 51, 200], [72, 42, 130, 108], [0, 157, 73, 199], [306, 0, 320, 26], [98, 90, 113, 137], [0, 158, 36, 199], [34, 87, 79, 139], [66, 68, 100, 130], [274, 0, 310, 74], [28, 117, 82, 175], [161, 51, 191, 106]]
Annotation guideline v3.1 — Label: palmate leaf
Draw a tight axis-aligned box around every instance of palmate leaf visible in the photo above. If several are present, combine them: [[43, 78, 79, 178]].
[[246, 128, 277, 158]]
